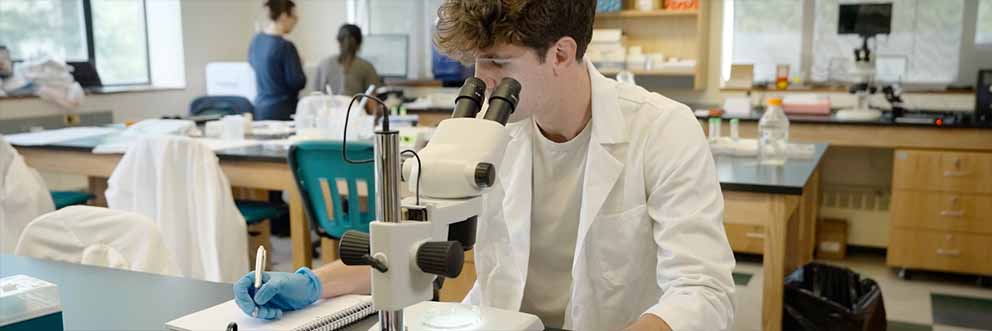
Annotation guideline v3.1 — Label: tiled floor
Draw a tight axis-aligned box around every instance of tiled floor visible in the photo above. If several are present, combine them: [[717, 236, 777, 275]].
[[270, 237, 992, 331], [732, 252, 992, 331]]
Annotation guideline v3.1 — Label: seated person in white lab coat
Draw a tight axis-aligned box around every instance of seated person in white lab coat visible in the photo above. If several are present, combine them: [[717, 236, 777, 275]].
[[232, 1, 736, 330]]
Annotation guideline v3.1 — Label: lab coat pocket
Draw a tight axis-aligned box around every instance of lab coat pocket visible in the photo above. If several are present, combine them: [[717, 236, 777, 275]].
[[592, 204, 649, 288]]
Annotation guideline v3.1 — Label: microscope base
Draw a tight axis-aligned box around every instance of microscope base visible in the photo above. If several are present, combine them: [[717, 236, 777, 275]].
[[368, 301, 543, 331], [835, 108, 882, 121]]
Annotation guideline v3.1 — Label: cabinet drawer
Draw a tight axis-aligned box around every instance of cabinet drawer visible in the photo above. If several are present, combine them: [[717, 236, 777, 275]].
[[891, 190, 992, 234], [893, 150, 992, 194], [887, 229, 992, 275], [725, 223, 765, 254]]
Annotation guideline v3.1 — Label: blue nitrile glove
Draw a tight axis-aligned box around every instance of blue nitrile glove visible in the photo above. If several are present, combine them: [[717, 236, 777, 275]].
[[233, 267, 323, 320]]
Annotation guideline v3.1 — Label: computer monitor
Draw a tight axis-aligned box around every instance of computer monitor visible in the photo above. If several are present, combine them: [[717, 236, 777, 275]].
[[361, 34, 409, 79], [67, 61, 103, 88], [838, 3, 892, 36]]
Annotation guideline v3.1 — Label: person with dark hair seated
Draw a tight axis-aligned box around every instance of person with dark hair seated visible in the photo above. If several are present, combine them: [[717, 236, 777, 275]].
[[313, 24, 382, 97]]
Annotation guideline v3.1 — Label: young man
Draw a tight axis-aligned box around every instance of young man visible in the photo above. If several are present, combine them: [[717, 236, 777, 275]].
[[233, 1, 736, 330]]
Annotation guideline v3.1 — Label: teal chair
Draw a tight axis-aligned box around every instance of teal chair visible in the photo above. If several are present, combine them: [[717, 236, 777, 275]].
[[288, 141, 376, 240], [235, 200, 286, 225], [50, 191, 93, 210]]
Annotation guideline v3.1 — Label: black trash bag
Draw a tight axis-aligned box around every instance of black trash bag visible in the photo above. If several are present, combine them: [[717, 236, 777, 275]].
[[782, 262, 887, 331]]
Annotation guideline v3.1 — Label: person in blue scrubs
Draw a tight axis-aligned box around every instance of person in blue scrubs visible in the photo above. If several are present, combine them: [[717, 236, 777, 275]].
[[248, 0, 306, 120]]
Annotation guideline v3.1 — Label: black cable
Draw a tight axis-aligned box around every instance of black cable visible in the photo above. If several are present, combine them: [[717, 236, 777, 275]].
[[342, 93, 389, 165], [401, 149, 422, 206]]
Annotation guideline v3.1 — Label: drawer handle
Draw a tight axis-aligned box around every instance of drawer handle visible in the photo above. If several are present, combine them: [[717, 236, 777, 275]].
[[936, 249, 961, 257], [940, 210, 964, 217], [943, 171, 972, 177], [745, 232, 766, 239]]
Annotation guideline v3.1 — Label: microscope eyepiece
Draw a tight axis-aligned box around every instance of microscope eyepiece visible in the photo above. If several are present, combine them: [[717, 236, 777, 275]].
[[483, 78, 521, 125], [451, 77, 487, 118]]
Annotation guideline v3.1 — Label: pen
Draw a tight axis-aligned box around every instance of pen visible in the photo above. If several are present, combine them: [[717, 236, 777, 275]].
[[252, 246, 266, 317]]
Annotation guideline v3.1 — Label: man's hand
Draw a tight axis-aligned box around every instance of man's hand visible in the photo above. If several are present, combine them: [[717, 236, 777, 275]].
[[624, 314, 673, 331]]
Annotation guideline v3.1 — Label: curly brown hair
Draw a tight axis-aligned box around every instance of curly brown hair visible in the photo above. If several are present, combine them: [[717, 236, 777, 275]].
[[433, 0, 596, 63]]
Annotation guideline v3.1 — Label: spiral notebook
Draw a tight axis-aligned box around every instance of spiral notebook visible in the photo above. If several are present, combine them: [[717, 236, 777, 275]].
[[166, 295, 375, 331]]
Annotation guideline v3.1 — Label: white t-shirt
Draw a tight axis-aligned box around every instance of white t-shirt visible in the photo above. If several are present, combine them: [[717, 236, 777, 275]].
[[519, 118, 592, 329]]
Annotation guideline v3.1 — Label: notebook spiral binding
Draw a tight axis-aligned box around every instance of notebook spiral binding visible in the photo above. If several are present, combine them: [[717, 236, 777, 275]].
[[293, 300, 376, 331]]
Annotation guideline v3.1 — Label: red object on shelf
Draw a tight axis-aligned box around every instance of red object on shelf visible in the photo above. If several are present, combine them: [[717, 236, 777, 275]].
[[664, 0, 698, 10]]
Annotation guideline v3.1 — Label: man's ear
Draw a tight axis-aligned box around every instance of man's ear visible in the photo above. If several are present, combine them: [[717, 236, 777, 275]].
[[551, 37, 579, 76]]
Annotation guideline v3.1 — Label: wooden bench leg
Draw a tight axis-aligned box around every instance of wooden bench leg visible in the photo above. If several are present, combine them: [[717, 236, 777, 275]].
[[320, 238, 340, 266], [248, 219, 273, 270]]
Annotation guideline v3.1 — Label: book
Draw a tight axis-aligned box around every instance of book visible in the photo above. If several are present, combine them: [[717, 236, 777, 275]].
[[166, 295, 375, 331]]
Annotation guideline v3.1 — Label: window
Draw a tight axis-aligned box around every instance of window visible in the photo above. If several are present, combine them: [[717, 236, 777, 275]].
[[724, 0, 968, 85], [811, 0, 963, 84], [727, 0, 804, 83], [92, 0, 149, 85], [979, 0, 992, 45], [0, 0, 89, 61], [0, 0, 150, 86]]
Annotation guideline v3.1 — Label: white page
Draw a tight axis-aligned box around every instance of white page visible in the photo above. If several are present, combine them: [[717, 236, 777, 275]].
[[167, 295, 373, 331], [4, 127, 117, 146]]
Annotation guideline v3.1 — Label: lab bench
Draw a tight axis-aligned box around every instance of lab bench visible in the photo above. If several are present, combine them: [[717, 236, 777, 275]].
[[698, 112, 992, 283], [13, 134, 316, 271]]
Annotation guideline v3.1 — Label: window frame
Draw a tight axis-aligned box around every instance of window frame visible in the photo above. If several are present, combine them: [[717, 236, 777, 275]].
[[723, 0, 985, 87], [977, 0, 992, 48], [6, 0, 152, 86], [85, 0, 153, 86]]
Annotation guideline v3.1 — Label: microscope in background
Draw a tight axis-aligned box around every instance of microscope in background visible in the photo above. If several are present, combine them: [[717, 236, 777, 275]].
[[978, 69, 992, 125], [835, 3, 892, 121], [337, 78, 543, 331]]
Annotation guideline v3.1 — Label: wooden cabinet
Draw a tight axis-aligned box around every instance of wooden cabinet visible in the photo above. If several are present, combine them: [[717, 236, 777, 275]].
[[725, 223, 765, 254], [890, 191, 992, 234], [593, 0, 710, 89], [888, 229, 992, 275], [888, 149, 992, 276], [893, 150, 992, 194]]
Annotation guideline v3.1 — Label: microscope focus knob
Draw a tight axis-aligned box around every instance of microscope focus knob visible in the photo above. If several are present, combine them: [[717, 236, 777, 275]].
[[339, 231, 371, 266], [474, 163, 496, 188], [416, 241, 464, 278]]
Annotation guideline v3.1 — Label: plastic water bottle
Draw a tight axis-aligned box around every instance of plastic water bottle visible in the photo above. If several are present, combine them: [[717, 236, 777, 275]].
[[759, 97, 789, 165]]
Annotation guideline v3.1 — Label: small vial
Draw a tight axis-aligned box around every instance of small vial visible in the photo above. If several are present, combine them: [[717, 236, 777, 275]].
[[708, 118, 720, 141], [730, 118, 740, 141]]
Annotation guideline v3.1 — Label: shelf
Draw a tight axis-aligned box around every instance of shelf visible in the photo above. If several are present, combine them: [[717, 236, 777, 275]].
[[600, 67, 696, 77], [720, 85, 976, 95], [596, 9, 698, 18]]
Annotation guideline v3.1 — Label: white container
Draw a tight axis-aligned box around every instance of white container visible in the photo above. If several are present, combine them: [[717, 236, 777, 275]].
[[221, 115, 246, 141], [1, 275, 61, 329], [204, 120, 224, 138], [637, 0, 657, 11], [758, 99, 790, 165]]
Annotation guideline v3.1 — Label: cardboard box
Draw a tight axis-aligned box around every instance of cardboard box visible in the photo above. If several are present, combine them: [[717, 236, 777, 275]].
[[816, 218, 848, 260]]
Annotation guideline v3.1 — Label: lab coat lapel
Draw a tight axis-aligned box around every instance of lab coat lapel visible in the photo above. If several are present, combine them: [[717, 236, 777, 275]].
[[566, 62, 627, 329], [575, 61, 627, 259], [497, 121, 533, 309]]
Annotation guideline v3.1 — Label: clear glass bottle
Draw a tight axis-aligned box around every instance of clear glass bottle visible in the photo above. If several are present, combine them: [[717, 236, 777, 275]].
[[759, 97, 790, 165]]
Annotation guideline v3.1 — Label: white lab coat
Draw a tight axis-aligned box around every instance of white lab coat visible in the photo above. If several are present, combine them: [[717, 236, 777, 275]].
[[0, 137, 55, 253], [464, 62, 736, 331], [15, 205, 182, 277], [106, 136, 249, 283]]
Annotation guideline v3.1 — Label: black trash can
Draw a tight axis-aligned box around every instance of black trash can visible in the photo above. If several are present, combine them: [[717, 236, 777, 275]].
[[782, 262, 887, 331]]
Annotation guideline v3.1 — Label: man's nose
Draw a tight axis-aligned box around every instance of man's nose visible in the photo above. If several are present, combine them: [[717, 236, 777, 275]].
[[474, 74, 499, 95]]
